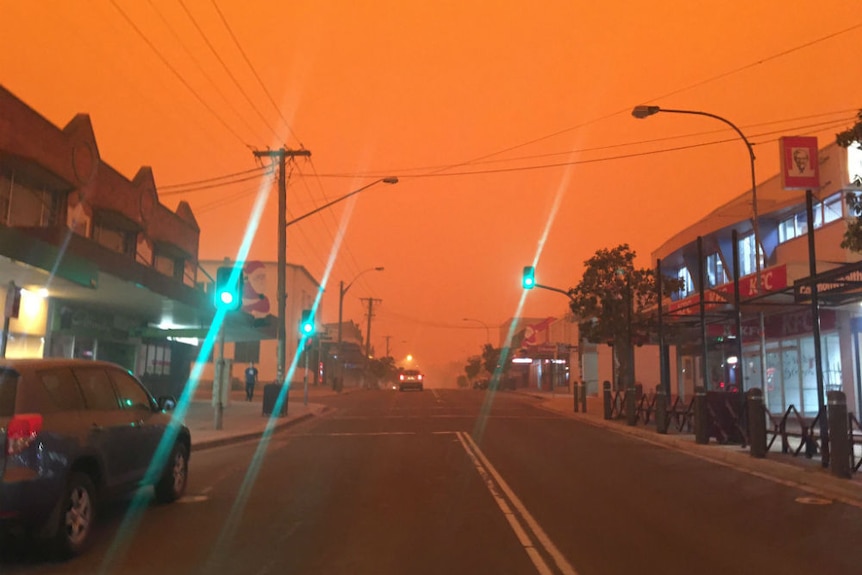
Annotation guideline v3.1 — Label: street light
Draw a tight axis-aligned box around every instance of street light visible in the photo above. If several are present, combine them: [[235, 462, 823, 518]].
[[462, 317, 490, 344], [280, 176, 395, 389], [285, 177, 399, 228], [336, 266, 385, 389], [631, 105, 761, 292]]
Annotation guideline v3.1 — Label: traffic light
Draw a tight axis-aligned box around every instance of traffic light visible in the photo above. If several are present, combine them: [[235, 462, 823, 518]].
[[522, 266, 536, 289], [214, 266, 242, 310], [300, 309, 315, 335]]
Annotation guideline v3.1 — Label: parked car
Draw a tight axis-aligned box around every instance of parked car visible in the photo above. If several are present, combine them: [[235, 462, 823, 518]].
[[0, 359, 191, 557], [398, 369, 424, 391]]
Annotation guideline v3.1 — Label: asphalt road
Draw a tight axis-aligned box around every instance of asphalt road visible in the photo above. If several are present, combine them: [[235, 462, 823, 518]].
[[3, 388, 862, 574]]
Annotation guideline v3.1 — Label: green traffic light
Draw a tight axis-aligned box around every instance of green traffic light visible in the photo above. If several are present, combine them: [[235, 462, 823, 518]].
[[522, 266, 536, 289], [214, 266, 242, 310]]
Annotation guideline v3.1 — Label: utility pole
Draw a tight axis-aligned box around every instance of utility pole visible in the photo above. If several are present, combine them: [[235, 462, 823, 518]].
[[361, 297, 382, 358], [383, 335, 392, 357], [252, 147, 311, 385]]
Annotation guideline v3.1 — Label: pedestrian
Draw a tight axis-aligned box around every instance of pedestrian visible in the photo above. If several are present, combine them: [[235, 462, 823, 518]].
[[244, 361, 258, 401]]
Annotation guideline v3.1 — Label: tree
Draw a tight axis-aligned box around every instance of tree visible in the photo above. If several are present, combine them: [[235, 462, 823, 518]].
[[366, 356, 398, 386], [568, 244, 682, 389], [837, 110, 862, 252], [464, 355, 482, 381], [481, 343, 502, 376]]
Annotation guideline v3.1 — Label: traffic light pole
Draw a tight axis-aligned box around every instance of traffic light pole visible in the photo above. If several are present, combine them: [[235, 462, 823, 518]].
[[252, 148, 311, 386]]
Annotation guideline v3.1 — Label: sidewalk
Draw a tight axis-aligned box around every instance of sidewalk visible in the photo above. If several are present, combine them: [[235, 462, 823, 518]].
[[181, 386, 343, 451], [515, 389, 862, 506]]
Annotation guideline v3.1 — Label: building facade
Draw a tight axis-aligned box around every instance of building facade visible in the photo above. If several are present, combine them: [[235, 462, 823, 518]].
[[0, 84, 208, 399], [196, 259, 321, 386], [653, 139, 862, 415]]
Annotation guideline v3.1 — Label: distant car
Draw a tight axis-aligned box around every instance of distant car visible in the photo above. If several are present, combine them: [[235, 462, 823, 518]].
[[472, 379, 489, 390], [398, 369, 424, 391], [0, 359, 191, 557]]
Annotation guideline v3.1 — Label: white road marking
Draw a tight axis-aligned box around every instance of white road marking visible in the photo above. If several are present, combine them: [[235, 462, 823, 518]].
[[795, 496, 832, 505], [432, 389, 443, 403], [291, 431, 417, 437], [456, 432, 577, 575]]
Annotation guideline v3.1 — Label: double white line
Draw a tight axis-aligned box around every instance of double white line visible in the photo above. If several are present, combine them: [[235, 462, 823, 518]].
[[456, 431, 579, 575]]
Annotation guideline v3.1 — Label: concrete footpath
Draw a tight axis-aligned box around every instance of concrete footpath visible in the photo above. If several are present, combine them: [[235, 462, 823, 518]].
[[516, 389, 862, 506], [180, 386, 338, 451]]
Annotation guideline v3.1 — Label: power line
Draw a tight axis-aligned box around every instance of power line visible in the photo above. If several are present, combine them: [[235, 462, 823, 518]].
[[307, 116, 855, 180], [210, 0, 304, 148], [414, 21, 862, 177], [160, 165, 270, 191], [160, 170, 274, 196], [178, 0, 283, 144], [144, 0, 267, 144], [108, 0, 251, 149]]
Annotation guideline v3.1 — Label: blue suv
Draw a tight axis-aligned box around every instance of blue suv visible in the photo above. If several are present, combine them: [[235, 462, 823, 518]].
[[0, 359, 190, 556]]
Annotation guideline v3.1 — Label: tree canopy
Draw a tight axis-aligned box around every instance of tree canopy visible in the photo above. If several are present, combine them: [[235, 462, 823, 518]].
[[568, 244, 682, 387], [837, 110, 862, 252]]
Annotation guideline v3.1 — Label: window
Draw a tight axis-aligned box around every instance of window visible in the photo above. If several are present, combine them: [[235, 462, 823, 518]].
[[0, 175, 57, 227], [777, 192, 844, 245], [676, 267, 694, 298], [38, 368, 86, 412], [73, 367, 120, 410], [154, 253, 176, 278], [108, 369, 154, 411], [235, 341, 260, 363], [142, 343, 171, 376], [738, 234, 762, 277], [705, 253, 727, 287], [93, 222, 130, 254]]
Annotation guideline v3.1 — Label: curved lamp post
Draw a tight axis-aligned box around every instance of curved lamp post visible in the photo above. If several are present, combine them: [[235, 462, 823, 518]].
[[462, 317, 490, 344], [631, 105, 761, 292], [285, 177, 399, 227], [336, 266, 384, 386]]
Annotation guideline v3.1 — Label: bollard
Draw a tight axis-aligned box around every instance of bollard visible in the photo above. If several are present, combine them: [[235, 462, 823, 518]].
[[694, 386, 709, 444], [573, 382, 579, 413], [827, 391, 851, 479], [747, 388, 767, 458], [580, 381, 587, 413], [625, 386, 637, 426], [603, 381, 612, 420], [655, 385, 668, 435]]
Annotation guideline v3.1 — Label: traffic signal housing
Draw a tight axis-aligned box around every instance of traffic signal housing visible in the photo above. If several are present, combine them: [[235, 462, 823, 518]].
[[300, 309, 315, 335], [214, 266, 243, 311], [522, 266, 536, 289]]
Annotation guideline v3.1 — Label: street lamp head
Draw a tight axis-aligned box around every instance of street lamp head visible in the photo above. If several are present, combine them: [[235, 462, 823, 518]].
[[631, 105, 661, 119], [382, 177, 399, 184], [374, 266, 385, 271]]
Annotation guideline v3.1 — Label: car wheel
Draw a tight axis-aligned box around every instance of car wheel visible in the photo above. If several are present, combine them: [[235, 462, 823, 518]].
[[419, 385, 424, 391], [154, 442, 189, 504], [53, 472, 96, 557]]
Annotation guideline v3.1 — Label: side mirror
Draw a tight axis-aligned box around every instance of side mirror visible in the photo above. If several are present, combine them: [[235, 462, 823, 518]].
[[157, 396, 177, 412]]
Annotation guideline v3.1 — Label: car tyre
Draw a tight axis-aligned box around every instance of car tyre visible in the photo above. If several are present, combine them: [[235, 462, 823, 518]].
[[154, 442, 189, 504], [52, 472, 96, 558]]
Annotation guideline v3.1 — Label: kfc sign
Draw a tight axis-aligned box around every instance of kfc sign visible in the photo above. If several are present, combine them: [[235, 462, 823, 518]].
[[780, 136, 820, 190]]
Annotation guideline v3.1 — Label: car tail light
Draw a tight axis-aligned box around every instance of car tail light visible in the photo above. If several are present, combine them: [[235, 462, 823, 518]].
[[6, 414, 43, 455], [399, 374, 405, 381], [418, 374, 424, 380]]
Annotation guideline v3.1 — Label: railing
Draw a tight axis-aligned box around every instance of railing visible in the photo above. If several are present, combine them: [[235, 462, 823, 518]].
[[850, 413, 862, 473], [608, 389, 625, 420], [765, 405, 821, 458], [636, 392, 657, 425], [705, 392, 748, 446]]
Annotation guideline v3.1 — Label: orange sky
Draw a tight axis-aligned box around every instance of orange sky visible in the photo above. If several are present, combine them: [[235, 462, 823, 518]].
[[2, 1, 861, 381]]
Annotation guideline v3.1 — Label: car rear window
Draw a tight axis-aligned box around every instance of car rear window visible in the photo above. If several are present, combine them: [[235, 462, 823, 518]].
[[0, 369, 18, 417]]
